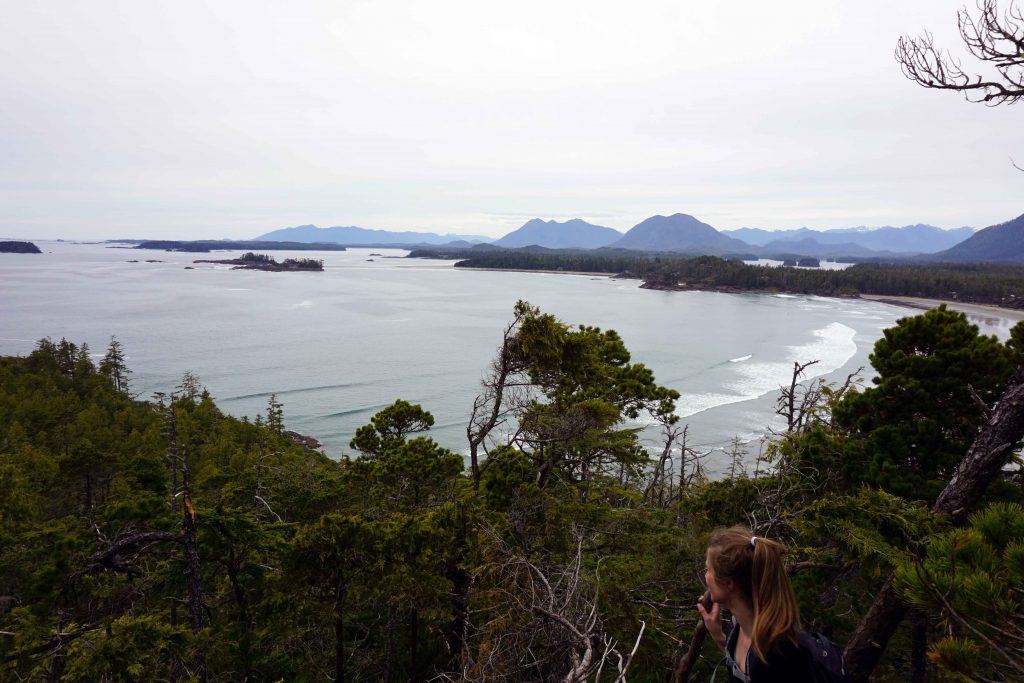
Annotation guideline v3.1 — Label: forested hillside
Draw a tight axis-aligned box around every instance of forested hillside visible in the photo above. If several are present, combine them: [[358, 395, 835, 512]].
[[928, 213, 1024, 264], [2, 306, 1023, 682]]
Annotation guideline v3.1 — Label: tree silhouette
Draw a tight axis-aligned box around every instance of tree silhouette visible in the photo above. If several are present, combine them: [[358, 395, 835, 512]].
[[896, 0, 1024, 105]]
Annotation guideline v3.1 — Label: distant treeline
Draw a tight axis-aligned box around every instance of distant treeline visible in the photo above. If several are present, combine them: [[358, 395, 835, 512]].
[[409, 246, 674, 273], [408, 248, 1024, 309], [134, 240, 347, 253]]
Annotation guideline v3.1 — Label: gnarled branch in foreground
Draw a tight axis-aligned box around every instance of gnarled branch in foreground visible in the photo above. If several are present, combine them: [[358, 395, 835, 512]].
[[896, 0, 1024, 105], [843, 370, 1024, 682]]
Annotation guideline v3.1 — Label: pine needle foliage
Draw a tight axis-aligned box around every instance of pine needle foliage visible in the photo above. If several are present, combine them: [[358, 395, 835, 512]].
[[895, 503, 1024, 681], [800, 488, 936, 572]]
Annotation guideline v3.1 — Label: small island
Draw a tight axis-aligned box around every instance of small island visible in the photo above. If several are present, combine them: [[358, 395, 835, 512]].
[[0, 240, 42, 254], [193, 252, 324, 272]]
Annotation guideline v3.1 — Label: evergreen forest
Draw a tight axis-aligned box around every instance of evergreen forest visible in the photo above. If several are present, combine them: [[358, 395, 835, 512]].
[[409, 249, 1024, 310], [2, 303, 1024, 682]]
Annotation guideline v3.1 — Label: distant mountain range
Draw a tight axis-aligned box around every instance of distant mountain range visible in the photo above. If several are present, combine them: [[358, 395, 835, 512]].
[[724, 224, 975, 253], [492, 218, 621, 249], [492, 215, 982, 258], [255, 224, 491, 246], [250, 212, 1024, 263], [495, 214, 991, 259], [751, 238, 895, 260]]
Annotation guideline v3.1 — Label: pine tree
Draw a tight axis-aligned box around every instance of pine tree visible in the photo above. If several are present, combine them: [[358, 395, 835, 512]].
[[99, 336, 131, 395], [895, 503, 1024, 681], [266, 393, 284, 435], [834, 306, 1015, 501]]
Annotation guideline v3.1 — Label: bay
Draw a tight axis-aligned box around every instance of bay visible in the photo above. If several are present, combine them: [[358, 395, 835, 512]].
[[0, 242, 1008, 476]]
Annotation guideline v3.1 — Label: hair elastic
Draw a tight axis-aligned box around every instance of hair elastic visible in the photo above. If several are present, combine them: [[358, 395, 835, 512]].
[[750, 536, 758, 547]]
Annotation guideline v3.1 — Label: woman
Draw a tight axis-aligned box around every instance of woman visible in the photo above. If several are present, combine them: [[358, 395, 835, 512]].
[[696, 526, 813, 682]]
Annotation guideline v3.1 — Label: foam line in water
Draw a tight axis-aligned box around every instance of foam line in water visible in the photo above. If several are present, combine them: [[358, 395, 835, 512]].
[[677, 392, 760, 418], [323, 403, 392, 418], [729, 354, 752, 363], [676, 322, 857, 419], [221, 381, 372, 401], [432, 419, 470, 430]]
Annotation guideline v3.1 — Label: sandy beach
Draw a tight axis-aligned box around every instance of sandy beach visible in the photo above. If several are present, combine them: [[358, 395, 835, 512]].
[[861, 294, 1024, 326]]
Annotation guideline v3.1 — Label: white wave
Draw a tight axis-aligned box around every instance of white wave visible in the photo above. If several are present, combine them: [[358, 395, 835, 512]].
[[787, 322, 856, 372], [676, 391, 758, 418], [677, 323, 857, 419], [290, 300, 313, 309], [726, 322, 855, 395], [773, 293, 798, 299], [729, 354, 752, 363], [723, 362, 790, 399]]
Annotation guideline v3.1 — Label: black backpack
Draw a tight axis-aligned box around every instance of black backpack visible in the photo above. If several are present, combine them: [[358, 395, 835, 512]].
[[797, 631, 849, 683]]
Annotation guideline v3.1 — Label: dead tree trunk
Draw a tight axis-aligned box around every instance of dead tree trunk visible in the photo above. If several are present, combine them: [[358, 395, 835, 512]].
[[335, 577, 346, 683], [644, 420, 681, 507], [776, 360, 820, 433], [179, 450, 207, 683], [467, 312, 528, 490], [444, 511, 472, 668], [158, 395, 179, 516], [843, 372, 1024, 682], [254, 438, 266, 523]]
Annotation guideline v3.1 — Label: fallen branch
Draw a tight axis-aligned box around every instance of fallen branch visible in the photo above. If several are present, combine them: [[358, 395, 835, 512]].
[[68, 530, 184, 581]]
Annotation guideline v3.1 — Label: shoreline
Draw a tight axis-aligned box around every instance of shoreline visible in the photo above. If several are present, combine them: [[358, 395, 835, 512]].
[[455, 264, 1024, 327], [859, 294, 1024, 324]]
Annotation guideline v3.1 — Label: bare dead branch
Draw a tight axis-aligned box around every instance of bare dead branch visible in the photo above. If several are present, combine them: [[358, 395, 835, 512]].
[[0, 626, 102, 665], [896, 0, 1024, 105], [68, 529, 184, 582], [467, 309, 531, 489]]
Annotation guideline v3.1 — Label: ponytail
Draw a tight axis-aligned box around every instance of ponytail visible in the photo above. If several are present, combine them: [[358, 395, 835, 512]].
[[749, 536, 800, 661], [707, 526, 801, 662]]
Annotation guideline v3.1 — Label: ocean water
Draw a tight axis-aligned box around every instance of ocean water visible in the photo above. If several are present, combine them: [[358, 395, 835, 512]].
[[1, 242, 1008, 476]]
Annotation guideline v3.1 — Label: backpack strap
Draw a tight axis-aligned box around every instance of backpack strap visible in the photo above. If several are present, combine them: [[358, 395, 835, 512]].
[[722, 618, 752, 683]]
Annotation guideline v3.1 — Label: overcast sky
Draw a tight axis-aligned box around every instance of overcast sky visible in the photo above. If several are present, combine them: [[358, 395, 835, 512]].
[[1, 0, 1021, 240]]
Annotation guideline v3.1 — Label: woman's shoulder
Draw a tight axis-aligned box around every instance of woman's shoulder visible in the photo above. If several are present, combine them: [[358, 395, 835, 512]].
[[748, 637, 813, 682]]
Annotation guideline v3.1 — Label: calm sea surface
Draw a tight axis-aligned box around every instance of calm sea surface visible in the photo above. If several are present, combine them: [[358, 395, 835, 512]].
[[1, 242, 1012, 476]]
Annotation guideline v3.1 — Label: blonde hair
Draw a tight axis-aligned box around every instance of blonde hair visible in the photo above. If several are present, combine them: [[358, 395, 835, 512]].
[[707, 525, 801, 662]]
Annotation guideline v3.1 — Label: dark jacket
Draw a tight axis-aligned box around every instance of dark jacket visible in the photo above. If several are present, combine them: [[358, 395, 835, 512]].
[[722, 618, 814, 683]]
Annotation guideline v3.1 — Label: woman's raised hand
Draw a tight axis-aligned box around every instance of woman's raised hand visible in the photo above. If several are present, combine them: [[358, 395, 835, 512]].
[[696, 599, 726, 650]]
